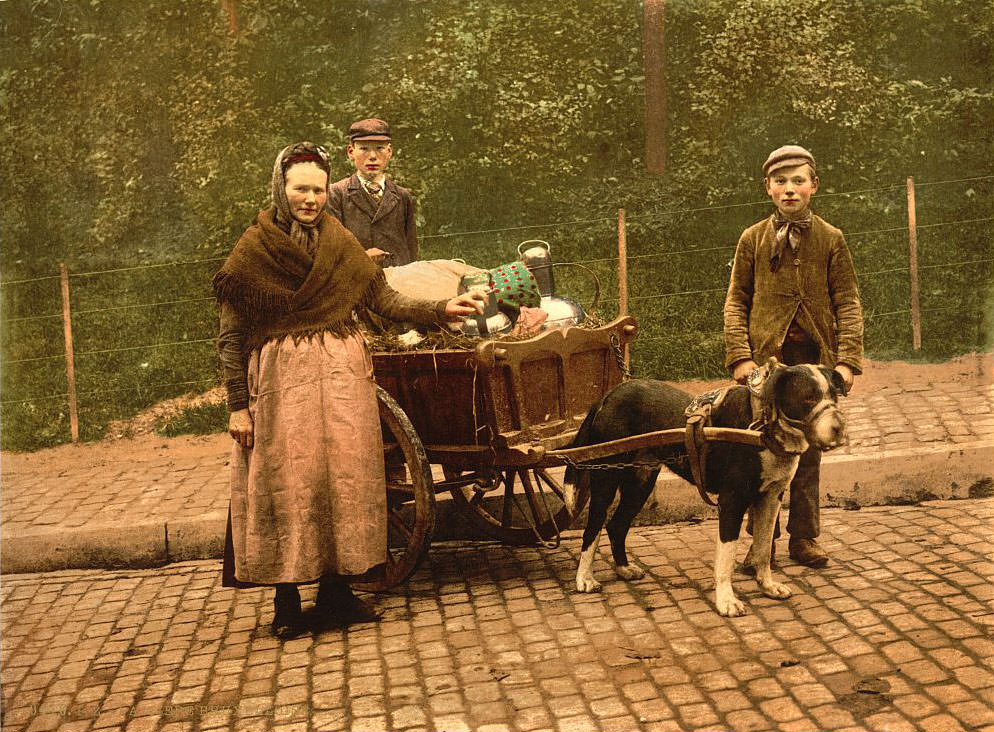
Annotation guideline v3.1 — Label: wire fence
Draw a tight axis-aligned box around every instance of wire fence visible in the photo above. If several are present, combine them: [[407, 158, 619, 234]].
[[1, 173, 991, 447]]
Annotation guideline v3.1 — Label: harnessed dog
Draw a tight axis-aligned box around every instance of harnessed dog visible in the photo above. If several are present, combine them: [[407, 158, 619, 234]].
[[566, 359, 847, 617]]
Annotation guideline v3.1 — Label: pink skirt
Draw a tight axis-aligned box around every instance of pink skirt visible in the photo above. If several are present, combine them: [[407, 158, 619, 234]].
[[228, 331, 386, 584]]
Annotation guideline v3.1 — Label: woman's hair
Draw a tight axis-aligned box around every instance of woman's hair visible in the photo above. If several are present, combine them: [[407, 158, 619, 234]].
[[271, 142, 331, 252], [280, 144, 331, 176]]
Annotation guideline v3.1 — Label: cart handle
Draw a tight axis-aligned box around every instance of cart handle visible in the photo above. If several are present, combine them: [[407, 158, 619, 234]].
[[552, 261, 601, 313]]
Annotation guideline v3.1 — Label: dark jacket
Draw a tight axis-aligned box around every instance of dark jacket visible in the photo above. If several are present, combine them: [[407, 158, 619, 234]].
[[724, 213, 863, 373], [327, 174, 419, 266]]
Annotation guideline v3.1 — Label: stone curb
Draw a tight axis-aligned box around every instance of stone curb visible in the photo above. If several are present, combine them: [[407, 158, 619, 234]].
[[2, 441, 990, 574], [639, 439, 994, 524], [1, 521, 170, 574]]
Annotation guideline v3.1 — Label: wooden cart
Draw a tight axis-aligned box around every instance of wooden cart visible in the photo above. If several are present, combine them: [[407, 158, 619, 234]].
[[354, 316, 639, 591]]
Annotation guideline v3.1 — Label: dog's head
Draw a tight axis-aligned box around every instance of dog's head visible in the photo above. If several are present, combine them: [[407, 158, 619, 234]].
[[759, 360, 848, 454]]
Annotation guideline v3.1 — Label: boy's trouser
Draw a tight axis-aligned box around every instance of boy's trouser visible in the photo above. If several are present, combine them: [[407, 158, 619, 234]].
[[779, 335, 821, 539], [782, 446, 820, 539]]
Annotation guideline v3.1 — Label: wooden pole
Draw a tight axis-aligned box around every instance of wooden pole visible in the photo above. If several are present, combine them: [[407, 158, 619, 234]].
[[618, 208, 630, 370], [906, 177, 922, 350], [643, 0, 667, 174], [618, 208, 629, 317], [59, 263, 80, 443]]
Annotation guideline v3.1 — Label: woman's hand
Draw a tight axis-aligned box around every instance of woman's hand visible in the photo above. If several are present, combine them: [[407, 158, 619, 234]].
[[442, 291, 487, 322], [229, 408, 254, 449], [731, 359, 759, 384], [366, 247, 391, 264]]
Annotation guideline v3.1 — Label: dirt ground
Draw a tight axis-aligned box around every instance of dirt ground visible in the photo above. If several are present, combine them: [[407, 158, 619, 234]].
[[3, 353, 990, 479], [104, 385, 227, 439]]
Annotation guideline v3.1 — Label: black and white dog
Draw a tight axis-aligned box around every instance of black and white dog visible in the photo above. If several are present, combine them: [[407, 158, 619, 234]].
[[567, 361, 847, 616]]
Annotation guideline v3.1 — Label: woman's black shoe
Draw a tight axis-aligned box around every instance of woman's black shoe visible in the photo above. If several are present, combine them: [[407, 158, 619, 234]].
[[315, 579, 382, 627], [271, 584, 306, 640]]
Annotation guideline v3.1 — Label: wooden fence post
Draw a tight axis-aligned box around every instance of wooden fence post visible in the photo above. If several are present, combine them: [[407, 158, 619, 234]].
[[59, 263, 80, 443], [906, 177, 922, 350], [618, 208, 630, 370]]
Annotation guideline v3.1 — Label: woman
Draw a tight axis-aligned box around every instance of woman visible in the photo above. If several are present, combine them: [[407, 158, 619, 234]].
[[214, 142, 482, 639]]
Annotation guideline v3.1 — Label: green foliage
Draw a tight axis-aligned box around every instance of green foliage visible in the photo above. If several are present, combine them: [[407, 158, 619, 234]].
[[1, 0, 991, 450]]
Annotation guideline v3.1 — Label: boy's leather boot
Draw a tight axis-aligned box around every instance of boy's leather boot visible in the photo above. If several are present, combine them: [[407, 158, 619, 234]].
[[788, 537, 829, 568]]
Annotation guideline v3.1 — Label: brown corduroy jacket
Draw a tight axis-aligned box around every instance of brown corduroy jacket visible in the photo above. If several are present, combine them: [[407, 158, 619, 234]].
[[723, 213, 863, 373], [327, 174, 419, 267]]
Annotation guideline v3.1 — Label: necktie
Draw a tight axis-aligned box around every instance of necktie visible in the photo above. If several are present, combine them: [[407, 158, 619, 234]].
[[770, 211, 812, 272], [366, 181, 383, 205]]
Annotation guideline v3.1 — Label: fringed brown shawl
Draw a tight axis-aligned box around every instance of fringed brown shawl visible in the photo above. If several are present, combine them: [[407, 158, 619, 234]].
[[213, 207, 382, 352]]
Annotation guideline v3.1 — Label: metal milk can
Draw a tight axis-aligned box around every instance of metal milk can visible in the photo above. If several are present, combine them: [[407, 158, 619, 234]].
[[518, 240, 555, 297]]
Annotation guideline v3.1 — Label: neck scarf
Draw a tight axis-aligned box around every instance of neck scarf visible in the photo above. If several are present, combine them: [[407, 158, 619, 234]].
[[770, 210, 812, 272]]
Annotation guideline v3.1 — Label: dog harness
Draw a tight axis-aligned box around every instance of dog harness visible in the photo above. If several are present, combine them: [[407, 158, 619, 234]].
[[682, 387, 734, 507]]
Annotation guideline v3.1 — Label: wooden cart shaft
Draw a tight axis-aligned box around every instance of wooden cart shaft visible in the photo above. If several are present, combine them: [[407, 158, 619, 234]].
[[545, 426, 765, 464]]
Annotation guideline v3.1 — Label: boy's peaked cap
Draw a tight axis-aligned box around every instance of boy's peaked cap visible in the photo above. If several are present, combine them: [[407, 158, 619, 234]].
[[763, 145, 816, 176], [349, 118, 392, 142]]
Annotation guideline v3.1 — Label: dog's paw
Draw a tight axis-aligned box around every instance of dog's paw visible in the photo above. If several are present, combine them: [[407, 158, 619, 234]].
[[715, 589, 747, 617], [614, 563, 645, 581], [575, 573, 603, 593], [760, 581, 792, 600]]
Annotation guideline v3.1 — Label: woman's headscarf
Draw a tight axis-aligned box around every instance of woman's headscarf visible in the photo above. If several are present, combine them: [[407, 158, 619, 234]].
[[271, 141, 332, 254]]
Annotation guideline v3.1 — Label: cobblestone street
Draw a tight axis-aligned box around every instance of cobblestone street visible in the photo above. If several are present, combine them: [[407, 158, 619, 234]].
[[3, 500, 992, 732]]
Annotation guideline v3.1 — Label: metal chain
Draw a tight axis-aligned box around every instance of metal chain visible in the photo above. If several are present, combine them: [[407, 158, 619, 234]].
[[558, 453, 686, 471], [609, 332, 632, 381]]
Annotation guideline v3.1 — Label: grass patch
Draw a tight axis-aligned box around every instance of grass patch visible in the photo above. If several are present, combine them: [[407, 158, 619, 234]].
[[156, 401, 228, 438]]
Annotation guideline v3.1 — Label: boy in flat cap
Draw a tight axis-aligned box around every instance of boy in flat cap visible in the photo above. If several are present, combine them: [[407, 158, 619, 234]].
[[327, 118, 419, 267], [724, 144, 863, 569]]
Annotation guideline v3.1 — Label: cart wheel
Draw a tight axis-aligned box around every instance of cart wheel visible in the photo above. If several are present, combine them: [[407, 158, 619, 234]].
[[353, 387, 436, 593], [445, 466, 589, 546]]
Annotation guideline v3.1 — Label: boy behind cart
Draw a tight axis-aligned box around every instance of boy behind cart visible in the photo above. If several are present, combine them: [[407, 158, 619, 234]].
[[327, 118, 419, 267]]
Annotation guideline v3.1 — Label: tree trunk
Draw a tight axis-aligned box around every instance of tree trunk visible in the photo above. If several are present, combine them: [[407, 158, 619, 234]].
[[221, 0, 238, 36], [643, 0, 666, 175]]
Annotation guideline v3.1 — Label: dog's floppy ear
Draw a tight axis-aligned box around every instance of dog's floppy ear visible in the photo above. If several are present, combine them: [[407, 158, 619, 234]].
[[832, 368, 849, 397], [759, 360, 788, 406], [821, 366, 848, 397], [759, 363, 810, 454]]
